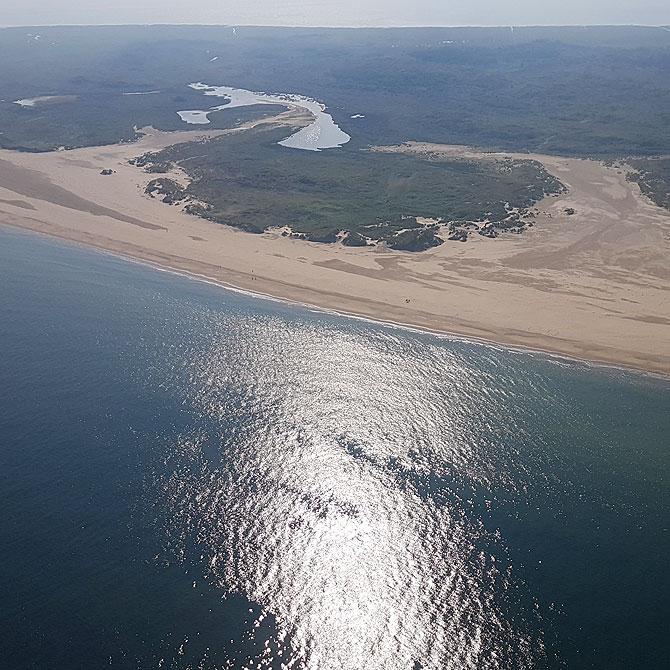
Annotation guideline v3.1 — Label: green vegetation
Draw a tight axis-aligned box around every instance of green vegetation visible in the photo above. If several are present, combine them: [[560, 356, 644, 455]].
[[627, 159, 670, 210], [341, 231, 368, 247], [387, 227, 444, 252], [145, 177, 186, 204], [1, 25, 670, 156], [134, 126, 563, 247], [2, 25, 670, 247], [0, 75, 285, 151]]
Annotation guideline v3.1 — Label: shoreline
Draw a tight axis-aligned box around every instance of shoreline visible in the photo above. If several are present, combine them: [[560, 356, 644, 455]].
[[1, 127, 669, 376], [7, 221, 669, 383]]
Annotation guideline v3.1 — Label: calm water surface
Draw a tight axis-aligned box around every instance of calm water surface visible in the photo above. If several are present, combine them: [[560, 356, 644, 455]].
[[177, 82, 351, 151], [1, 226, 668, 669]]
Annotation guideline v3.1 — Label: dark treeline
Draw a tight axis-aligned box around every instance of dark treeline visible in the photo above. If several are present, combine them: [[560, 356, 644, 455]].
[[1, 25, 670, 156]]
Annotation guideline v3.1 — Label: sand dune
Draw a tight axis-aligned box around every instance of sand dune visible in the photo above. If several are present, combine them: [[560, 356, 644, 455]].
[[1, 128, 669, 376]]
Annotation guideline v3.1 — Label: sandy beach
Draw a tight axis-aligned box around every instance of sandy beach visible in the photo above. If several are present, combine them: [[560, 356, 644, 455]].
[[1, 125, 669, 376]]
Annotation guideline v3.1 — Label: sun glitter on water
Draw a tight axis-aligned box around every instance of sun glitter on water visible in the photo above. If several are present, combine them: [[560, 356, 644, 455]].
[[148, 316, 545, 669]]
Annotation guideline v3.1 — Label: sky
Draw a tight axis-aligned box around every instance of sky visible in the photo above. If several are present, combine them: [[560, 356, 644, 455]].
[[4, 0, 670, 27]]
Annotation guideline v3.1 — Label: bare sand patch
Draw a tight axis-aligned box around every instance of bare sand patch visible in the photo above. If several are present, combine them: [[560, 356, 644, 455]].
[[1, 133, 669, 375]]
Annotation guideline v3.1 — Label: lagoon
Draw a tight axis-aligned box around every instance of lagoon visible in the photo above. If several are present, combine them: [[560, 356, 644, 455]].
[[177, 82, 351, 151]]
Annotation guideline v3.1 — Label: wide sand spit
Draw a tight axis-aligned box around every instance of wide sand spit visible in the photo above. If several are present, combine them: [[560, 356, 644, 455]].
[[1, 113, 669, 376]]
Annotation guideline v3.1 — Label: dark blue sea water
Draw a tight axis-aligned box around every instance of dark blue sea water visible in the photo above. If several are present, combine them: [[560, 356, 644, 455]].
[[1, 226, 669, 670]]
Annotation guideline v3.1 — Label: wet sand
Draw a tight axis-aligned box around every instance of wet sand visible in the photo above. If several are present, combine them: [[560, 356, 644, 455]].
[[1, 129, 669, 375]]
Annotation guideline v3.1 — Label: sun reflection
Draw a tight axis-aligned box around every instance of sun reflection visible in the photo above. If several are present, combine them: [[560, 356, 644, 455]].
[[147, 312, 547, 668]]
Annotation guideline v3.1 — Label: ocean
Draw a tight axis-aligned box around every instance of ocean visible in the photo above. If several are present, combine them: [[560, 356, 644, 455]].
[[1, 226, 668, 669]]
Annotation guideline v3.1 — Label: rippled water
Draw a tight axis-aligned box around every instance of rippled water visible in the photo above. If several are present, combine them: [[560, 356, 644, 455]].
[[1, 226, 669, 669]]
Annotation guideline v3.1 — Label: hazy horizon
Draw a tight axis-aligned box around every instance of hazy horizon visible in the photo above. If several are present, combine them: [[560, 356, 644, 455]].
[[2, 0, 670, 29], [4, 22, 670, 29]]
